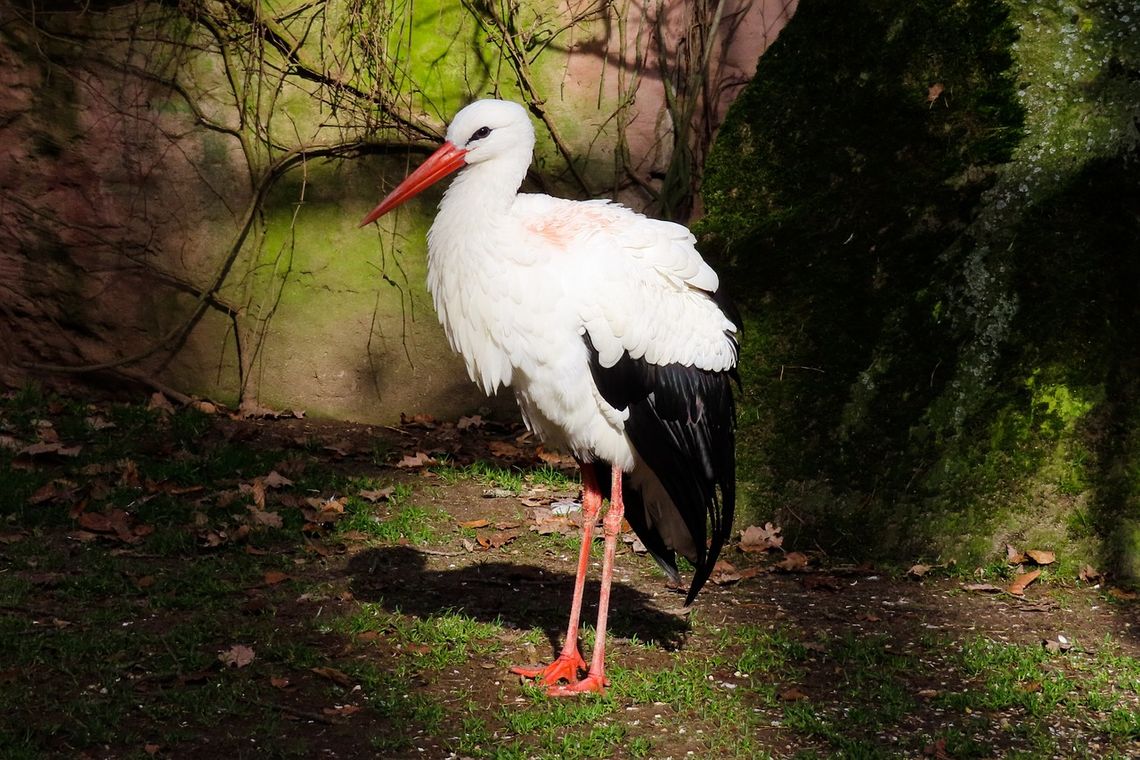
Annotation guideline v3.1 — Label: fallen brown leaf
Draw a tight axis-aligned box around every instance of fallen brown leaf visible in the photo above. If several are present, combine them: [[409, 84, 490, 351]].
[[1008, 568, 1042, 596], [961, 583, 1003, 593], [710, 560, 741, 585], [396, 451, 436, 469], [528, 506, 579, 537], [263, 470, 294, 489], [459, 519, 490, 529], [778, 685, 809, 701], [1078, 564, 1102, 583], [190, 400, 218, 415], [536, 446, 576, 468], [270, 677, 291, 689], [400, 412, 437, 427], [263, 571, 290, 586], [908, 564, 932, 578], [119, 459, 141, 488], [311, 666, 353, 687], [457, 414, 484, 430], [27, 479, 78, 505], [240, 479, 267, 511], [323, 440, 356, 457], [303, 496, 348, 525], [488, 440, 522, 458], [18, 441, 82, 458], [1026, 549, 1056, 565], [775, 551, 810, 573], [248, 507, 283, 529], [476, 529, 521, 550], [1006, 543, 1026, 564], [358, 487, 394, 503], [1042, 635, 1073, 655], [218, 644, 255, 668], [739, 523, 783, 553]]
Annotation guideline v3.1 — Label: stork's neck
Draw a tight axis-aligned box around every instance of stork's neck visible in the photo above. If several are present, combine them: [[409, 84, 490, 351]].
[[437, 152, 529, 222]]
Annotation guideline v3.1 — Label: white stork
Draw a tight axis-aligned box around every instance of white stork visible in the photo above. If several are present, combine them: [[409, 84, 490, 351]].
[[361, 99, 739, 696]]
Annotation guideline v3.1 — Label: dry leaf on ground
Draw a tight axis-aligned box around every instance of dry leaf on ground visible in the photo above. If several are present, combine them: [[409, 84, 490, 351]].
[[457, 415, 484, 430], [476, 529, 521, 550], [263, 470, 293, 489], [359, 487, 394, 503], [739, 523, 783, 553], [310, 666, 353, 687], [218, 644, 255, 668], [710, 560, 761, 586], [18, 441, 82, 458], [775, 551, 810, 572], [778, 686, 809, 701], [1025, 549, 1056, 565], [303, 496, 347, 525], [488, 440, 522, 458], [396, 451, 436, 469], [1078, 564, 1102, 583], [1008, 568, 1042, 596]]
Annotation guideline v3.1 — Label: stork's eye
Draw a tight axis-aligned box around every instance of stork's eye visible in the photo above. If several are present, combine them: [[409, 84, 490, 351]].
[[468, 126, 492, 144]]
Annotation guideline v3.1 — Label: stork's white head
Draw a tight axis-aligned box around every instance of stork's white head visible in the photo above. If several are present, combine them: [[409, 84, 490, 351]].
[[445, 99, 535, 166], [360, 99, 536, 226]]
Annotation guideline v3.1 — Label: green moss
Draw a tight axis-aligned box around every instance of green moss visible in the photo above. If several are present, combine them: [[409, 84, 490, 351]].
[[702, 0, 1140, 575]]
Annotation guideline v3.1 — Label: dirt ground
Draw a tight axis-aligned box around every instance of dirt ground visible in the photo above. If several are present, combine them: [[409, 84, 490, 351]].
[[2, 403, 1139, 758]]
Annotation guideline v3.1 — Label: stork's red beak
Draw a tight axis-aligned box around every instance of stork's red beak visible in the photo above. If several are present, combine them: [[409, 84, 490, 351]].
[[359, 141, 468, 227]]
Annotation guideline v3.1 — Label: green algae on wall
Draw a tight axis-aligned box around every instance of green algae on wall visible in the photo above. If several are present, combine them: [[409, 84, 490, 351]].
[[700, 0, 1140, 577]]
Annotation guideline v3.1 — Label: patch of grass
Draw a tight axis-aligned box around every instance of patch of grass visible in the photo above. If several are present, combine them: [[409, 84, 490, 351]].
[[941, 637, 1076, 715], [453, 460, 527, 492], [501, 692, 614, 734], [611, 658, 715, 708], [529, 464, 579, 491], [432, 459, 578, 494], [339, 604, 504, 669], [720, 624, 810, 677], [336, 484, 439, 543]]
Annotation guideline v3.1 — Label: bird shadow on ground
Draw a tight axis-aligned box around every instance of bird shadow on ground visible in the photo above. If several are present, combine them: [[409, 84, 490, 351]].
[[345, 545, 691, 655]]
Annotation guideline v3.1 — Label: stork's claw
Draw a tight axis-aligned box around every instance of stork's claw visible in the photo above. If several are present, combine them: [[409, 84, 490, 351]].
[[545, 672, 609, 697], [511, 650, 587, 686]]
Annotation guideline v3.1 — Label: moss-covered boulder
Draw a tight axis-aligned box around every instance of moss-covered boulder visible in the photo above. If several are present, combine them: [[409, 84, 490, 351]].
[[700, 0, 1140, 577]]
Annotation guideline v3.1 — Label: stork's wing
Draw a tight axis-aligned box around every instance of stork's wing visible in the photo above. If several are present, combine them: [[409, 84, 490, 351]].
[[585, 332, 737, 605], [513, 196, 740, 372], [514, 196, 740, 605]]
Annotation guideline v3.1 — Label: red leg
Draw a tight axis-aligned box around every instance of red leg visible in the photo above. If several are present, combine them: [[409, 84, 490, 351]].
[[510, 462, 601, 686], [548, 464, 623, 696]]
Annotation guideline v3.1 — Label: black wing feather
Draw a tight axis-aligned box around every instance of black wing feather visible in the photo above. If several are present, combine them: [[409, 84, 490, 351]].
[[584, 292, 738, 605]]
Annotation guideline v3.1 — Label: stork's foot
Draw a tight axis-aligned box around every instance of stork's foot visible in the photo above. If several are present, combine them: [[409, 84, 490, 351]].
[[510, 650, 586, 686], [545, 671, 609, 697]]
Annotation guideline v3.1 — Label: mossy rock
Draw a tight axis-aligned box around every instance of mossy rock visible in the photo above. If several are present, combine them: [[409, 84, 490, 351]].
[[701, 0, 1140, 578]]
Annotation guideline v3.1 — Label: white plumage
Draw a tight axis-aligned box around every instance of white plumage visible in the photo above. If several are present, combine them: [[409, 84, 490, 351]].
[[361, 99, 739, 695], [420, 102, 736, 468]]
